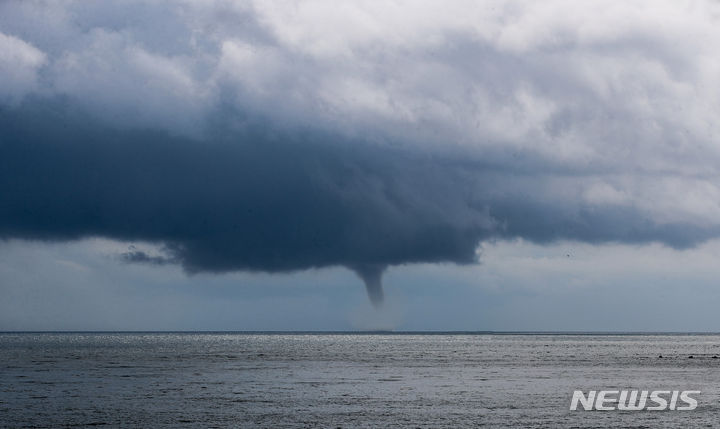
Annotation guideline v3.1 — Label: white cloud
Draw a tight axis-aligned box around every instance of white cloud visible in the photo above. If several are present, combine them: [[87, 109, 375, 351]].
[[0, 32, 46, 104], [583, 182, 631, 206]]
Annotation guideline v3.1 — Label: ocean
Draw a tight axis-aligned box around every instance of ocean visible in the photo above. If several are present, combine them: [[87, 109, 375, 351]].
[[1, 332, 718, 427]]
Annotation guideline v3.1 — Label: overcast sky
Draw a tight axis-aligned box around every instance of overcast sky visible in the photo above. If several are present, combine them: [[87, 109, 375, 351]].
[[3, 0, 720, 331]]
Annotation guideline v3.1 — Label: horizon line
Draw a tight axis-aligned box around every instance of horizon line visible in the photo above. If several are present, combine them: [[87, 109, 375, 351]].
[[3, 330, 720, 335]]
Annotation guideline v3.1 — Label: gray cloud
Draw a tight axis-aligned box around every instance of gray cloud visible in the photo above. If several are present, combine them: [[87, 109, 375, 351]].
[[120, 246, 179, 266], [2, 1, 720, 304]]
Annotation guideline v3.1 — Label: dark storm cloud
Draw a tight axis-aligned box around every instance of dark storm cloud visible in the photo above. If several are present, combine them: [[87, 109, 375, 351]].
[[3, 99, 719, 304], [0, 100, 492, 301], [4, 1, 720, 304]]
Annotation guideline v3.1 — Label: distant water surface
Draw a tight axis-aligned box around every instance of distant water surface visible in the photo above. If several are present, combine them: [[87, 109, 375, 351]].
[[1, 332, 719, 427]]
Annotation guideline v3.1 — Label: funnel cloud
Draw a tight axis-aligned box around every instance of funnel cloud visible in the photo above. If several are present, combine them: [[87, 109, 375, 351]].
[[352, 265, 386, 307]]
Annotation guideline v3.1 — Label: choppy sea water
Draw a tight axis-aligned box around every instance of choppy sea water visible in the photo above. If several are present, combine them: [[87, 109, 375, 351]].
[[1, 333, 719, 428]]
